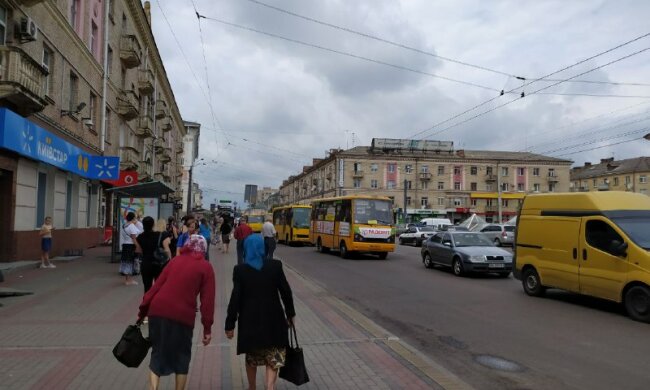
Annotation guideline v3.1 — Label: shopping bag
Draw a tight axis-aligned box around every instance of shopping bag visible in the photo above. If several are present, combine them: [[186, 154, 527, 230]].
[[279, 325, 310, 385], [112, 324, 151, 368]]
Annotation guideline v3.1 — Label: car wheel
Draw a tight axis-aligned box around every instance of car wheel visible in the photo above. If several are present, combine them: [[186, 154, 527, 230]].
[[452, 257, 464, 277], [340, 241, 350, 259], [399, 237, 404, 245], [498, 272, 511, 278], [625, 285, 650, 323], [423, 252, 434, 269], [494, 238, 502, 246], [377, 252, 388, 260], [522, 268, 546, 296]]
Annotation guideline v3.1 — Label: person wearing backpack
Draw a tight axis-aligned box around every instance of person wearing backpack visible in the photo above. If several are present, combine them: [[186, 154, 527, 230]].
[[136, 217, 172, 293]]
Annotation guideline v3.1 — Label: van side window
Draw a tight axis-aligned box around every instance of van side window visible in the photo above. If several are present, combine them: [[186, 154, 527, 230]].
[[585, 220, 624, 255]]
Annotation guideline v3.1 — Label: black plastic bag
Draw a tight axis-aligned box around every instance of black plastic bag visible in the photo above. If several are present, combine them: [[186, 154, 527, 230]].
[[113, 324, 151, 368]]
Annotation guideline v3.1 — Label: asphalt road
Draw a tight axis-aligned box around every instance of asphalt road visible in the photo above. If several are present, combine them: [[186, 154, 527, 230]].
[[275, 242, 650, 390]]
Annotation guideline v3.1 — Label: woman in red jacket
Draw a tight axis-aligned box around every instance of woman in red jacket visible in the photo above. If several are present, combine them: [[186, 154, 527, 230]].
[[138, 235, 215, 390]]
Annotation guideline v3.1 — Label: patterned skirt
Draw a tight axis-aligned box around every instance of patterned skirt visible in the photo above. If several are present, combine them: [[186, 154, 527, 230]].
[[245, 347, 286, 369], [119, 244, 137, 276]]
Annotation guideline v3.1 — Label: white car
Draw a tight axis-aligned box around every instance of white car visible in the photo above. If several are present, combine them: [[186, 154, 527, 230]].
[[398, 226, 436, 246]]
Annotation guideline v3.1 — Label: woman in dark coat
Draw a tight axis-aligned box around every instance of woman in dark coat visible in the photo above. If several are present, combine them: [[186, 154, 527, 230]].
[[225, 234, 295, 390]]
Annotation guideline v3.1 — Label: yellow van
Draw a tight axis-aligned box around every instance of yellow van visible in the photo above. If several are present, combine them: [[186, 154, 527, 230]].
[[515, 192, 650, 322]]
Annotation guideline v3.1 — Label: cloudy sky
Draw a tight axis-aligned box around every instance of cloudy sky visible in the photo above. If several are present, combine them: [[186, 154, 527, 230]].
[[149, 0, 650, 207]]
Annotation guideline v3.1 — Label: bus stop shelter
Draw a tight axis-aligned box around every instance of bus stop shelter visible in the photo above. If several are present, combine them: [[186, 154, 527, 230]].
[[106, 181, 174, 262]]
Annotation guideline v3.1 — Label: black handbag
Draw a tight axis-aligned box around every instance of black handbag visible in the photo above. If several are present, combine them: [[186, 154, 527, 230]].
[[152, 232, 169, 267], [112, 324, 151, 368], [279, 325, 310, 385]]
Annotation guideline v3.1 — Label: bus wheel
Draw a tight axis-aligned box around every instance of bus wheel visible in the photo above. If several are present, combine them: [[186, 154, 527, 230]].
[[377, 252, 388, 260], [317, 237, 328, 253], [285, 234, 290, 246], [340, 241, 350, 259]]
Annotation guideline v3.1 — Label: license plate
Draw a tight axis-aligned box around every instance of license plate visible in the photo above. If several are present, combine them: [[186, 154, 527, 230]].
[[488, 263, 505, 268]]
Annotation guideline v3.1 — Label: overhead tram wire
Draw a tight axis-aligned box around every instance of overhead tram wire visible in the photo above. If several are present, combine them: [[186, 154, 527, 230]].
[[537, 127, 649, 155], [534, 92, 650, 99], [201, 126, 315, 159], [553, 133, 650, 158], [419, 45, 650, 140], [247, 0, 650, 89], [408, 31, 650, 140], [197, 14, 502, 92]]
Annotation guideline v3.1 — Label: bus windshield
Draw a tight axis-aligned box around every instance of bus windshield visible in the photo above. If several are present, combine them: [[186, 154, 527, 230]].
[[247, 215, 264, 224], [292, 208, 311, 229], [354, 199, 393, 225]]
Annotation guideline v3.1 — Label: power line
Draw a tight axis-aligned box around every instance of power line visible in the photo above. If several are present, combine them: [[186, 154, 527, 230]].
[[535, 92, 650, 99], [201, 126, 315, 158], [536, 78, 650, 87], [422, 46, 650, 140], [553, 134, 649, 157], [407, 32, 650, 140], [198, 13, 501, 92], [247, 0, 650, 89], [539, 127, 649, 155]]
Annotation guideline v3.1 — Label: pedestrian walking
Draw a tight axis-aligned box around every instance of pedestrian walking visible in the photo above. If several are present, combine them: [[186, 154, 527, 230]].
[[38, 216, 55, 269], [225, 234, 296, 390], [176, 216, 198, 257], [199, 218, 212, 260], [120, 212, 140, 286], [220, 218, 232, 254], [138, 235, 215, 390], [234, 216, 253, 265], [262, 218, 277, 261], [136, 217, 172, 293], [166, 216, 179, 257]]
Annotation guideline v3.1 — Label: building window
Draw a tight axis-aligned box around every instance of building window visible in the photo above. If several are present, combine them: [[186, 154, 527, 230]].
[[421, 181, 428, 190], [36, 172, 47, 228], [105, 108, 111, 143], [486, 184, 493, 191], [470, 166, 477, 175], [517, 183, 525, 191], [421, 165, 429, 173], [517, 167, 525, 176], [122, 13, 127, 30], [453, 198, 462, 206], [501, 167, 509, 176], [437, 181, 444, 190], [625, 176, 631, 184], [371, 179, 378, 189], [640, 175, 647, 184], [593, 179, 597, 186], [486, 199, 493, 207], [353, 162, 362, 172], [406, 180, 412, 190], [70, 0, 80, 31], [404, 164, 412, 173], [437, 166, 444, 175], [107, 46, 113, 76], [454, 167, 461, 175], [438, 197, 444, 206], [549, 183, 556, 192], [406, 196, 411, 206], [502, 199, 509, 207], [0, 7, 6, 45], [42, 46, 53, 95], [388, 164, 396, 173], [471, 199, 477, 206], [90, 22, 99, 56], [421, 197, 428, 207], [533, 167, 540, 176], [353, 178, 362, 188], [69, 72, 79, 111], [470, 182, 477, 191], [549, 168, 557, 177], [454, 182, 461, 190], [89, 92, 97, 128], [501, 183, 509, 192], [387, 180, 396, 189], [370, 163, 378, 172], [614, 177, 619, 186], [65, 179, 73, 228], [120, 66, 127, 89]]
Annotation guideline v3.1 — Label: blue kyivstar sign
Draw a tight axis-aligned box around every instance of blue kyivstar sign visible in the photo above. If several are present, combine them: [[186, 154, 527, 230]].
[[0, 108, 120, 179]]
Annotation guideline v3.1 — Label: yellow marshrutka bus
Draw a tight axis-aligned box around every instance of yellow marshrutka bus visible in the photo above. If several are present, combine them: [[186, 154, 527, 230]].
[[311, 196, 395, 259], [272, 205, 312, 245], [243, 209, 266, 233]]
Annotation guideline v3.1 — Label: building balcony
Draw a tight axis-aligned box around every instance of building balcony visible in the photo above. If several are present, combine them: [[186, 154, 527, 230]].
[[137, 165, 151, 182], [547, 174, 559, 183], [352, 170, 364, 178], [160, 116, 172, 132], [596, 183, 610, 191], [135, 114, 154, 138], [138, 68, 154, 95], [176, 146, 184, 155], [419, 172, 432, 180], [155, 99, 168, 119], [119, 146, 140, 170], [485, 174, 497, 182], [120, 35, 142, 68], [159, 149, 172, 163], [0, 46, 48, 116], [484, 205, 498, 212], [116, 89, 139, 121]]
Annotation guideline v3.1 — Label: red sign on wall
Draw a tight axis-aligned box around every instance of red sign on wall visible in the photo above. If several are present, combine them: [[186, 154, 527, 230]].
[[103, 170, 138, 187]]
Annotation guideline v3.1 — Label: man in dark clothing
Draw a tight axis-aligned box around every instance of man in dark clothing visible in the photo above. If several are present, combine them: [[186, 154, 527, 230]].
[[233, 216, 253, 265]]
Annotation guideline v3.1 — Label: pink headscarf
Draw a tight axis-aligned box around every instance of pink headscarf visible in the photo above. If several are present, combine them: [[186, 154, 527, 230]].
[[180, 234, 207, 258]]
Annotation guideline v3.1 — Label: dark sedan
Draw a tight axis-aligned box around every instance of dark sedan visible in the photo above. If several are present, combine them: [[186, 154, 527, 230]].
[[420, 232, 513, 277]]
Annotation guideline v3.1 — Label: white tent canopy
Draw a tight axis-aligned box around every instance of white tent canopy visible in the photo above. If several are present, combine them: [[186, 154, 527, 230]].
[[457, 214, 489, 231], [505, 216, 517, 226]]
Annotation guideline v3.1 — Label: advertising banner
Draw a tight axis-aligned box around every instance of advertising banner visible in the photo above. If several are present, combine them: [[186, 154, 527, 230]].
[[357, 227, 392, 239], [119, 198, 159, 246]]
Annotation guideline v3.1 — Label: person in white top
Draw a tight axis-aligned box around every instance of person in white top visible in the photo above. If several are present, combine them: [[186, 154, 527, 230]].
[[120, 212, 141, 285], [261, 219, 277, 261]]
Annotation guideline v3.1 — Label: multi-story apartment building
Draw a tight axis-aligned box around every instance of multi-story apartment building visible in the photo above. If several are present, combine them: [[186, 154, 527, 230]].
[[0, 1, 186, 260], [570, 157, 650, 195], [278, 139, 572, 223], [181, 120, 200, 212], [257, 186, 278, 208]]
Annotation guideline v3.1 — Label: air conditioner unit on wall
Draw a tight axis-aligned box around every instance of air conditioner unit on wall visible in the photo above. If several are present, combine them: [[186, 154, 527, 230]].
[[20, 17, 38, 41]]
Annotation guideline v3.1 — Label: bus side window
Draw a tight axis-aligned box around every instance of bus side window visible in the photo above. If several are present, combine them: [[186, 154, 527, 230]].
[[340, 200, 351, 223], [335, 203, 343, 222]]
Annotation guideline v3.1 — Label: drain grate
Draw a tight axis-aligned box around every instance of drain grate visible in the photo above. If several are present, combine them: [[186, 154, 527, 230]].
[[474, 354, 524, 372]]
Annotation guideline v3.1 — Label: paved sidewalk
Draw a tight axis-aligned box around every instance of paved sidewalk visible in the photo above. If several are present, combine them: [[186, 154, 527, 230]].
[[0, 242, 472, 389]]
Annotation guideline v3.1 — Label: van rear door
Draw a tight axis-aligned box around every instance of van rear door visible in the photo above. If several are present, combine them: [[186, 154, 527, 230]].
[[579, 217, 629, 302]]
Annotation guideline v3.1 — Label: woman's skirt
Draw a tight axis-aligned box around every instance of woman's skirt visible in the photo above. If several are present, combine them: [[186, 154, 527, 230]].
[[221, 234, 231, 244], [246, 347, 286, 369], [148, 317, 194, 376], [119, 244, 137, 275]]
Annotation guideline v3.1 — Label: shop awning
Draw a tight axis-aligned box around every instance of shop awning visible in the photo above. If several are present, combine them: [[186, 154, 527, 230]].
[[105, 181, 174, 197]]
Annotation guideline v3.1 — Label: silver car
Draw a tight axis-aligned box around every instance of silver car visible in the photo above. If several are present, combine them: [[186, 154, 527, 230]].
[[479, 224, 516, 246], [399, 226, 436, 246], [420, 232, 513, 277]]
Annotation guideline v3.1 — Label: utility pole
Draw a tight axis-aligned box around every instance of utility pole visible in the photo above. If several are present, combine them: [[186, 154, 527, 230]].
[[497, 161, 503, 224], [403, 179, 408, 224], [187, 165, 193, 215]]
